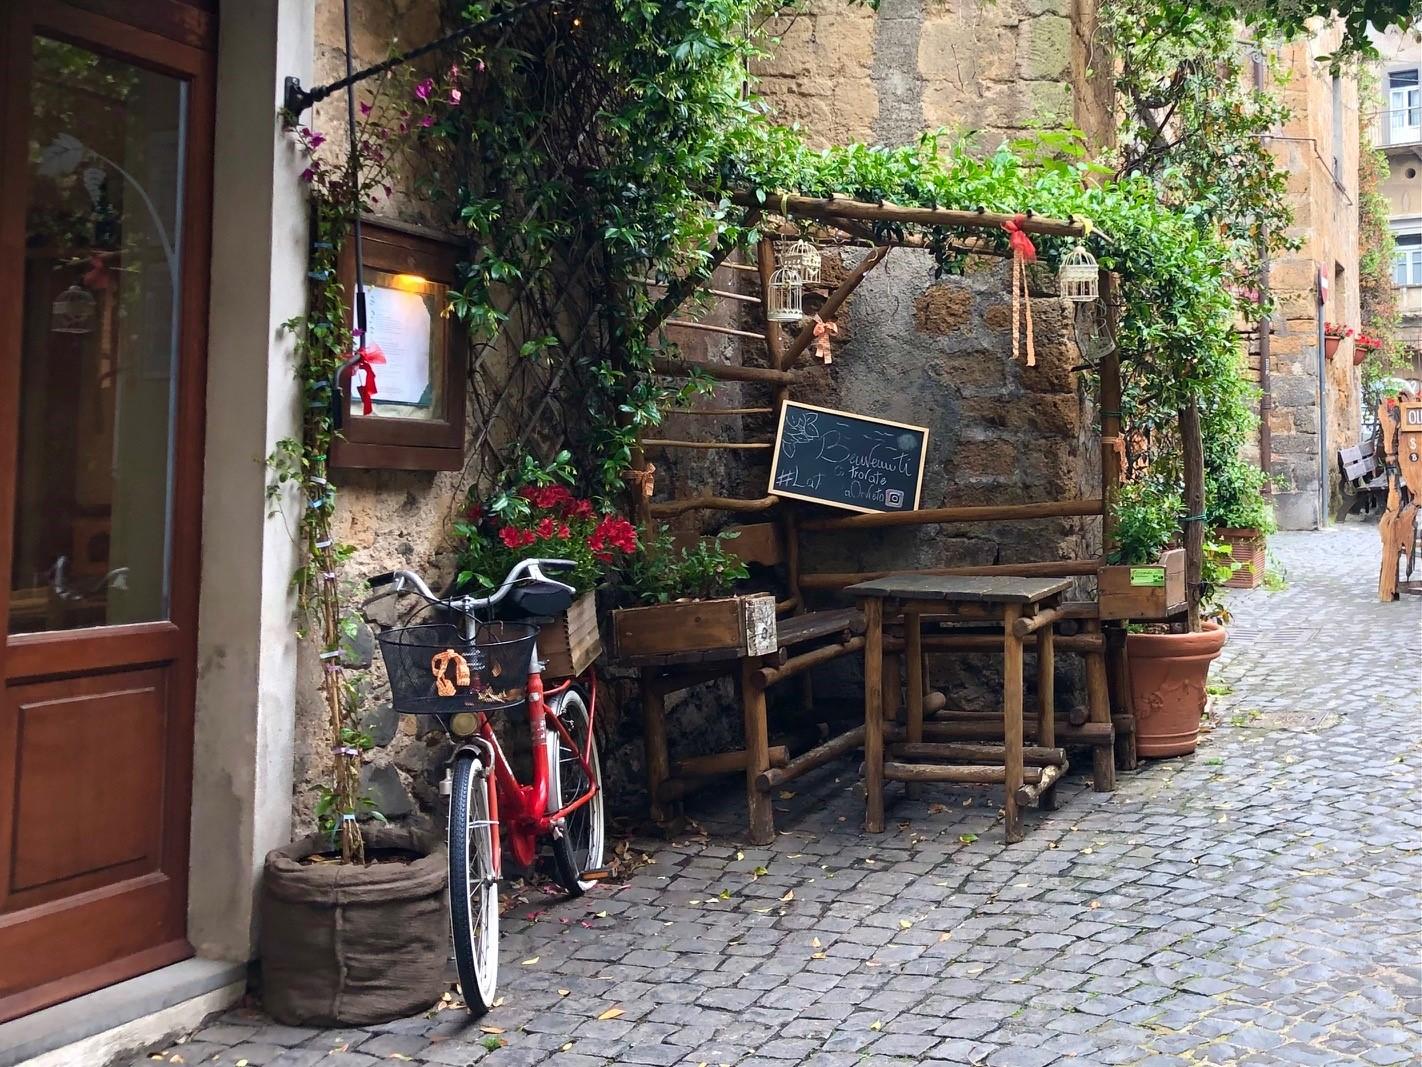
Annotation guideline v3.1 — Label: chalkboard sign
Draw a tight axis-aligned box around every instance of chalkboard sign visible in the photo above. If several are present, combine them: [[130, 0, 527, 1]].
[[768, 401, 929, 514]]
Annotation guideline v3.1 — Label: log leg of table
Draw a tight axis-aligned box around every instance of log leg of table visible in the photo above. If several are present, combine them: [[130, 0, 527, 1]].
[[1002, 604, 1024, 844], [904, 607, 924, 799], [1035, 623, 1058, 811], [1084, 619, 1117, 792], [738, 659, 775, 845], [863, 598, 885, 833], [884, 648, 902, 727], [1105, 625, 1138, 772], [642, 675, 672, 827]]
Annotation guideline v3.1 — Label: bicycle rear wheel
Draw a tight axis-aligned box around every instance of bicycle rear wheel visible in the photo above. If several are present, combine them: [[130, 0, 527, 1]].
[[546, 687, 605, 896], [449, 749, 499, 1014]]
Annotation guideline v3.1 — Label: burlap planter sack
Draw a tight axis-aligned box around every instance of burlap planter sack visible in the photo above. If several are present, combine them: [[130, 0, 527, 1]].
[[260, 826, 449, 1025]]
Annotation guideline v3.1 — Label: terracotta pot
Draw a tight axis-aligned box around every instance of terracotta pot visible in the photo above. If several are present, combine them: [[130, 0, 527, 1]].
[[1352, 347, 1368, 367], [1323, 335, 1341, 359], [1127, 621, 1227, 758], [1215, 527, 1266, 589]]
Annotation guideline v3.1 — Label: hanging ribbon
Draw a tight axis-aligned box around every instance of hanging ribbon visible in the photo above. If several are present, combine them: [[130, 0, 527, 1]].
[[351, 345, 380, 415], [1003, 214, 1037, 368], [626, 463, 656, 499], [811, 314, 838, 364]]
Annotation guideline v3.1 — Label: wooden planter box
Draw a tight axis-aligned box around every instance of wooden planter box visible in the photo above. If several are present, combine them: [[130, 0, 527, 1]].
[[612, 593, 778, 663], [537, 591, 602, 679], [1216, 527, 1266, 589], [1099, 548, 1187, 621]]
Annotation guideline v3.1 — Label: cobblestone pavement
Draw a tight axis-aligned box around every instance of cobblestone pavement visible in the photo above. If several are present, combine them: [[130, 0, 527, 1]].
[[162, 526, 1421, 1067]]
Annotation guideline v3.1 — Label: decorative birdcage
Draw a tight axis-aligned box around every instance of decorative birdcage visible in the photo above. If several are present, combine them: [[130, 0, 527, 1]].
[[51, 284, 96, 334], [1058, 244, 1100, 303], [785, 238, 821, 284], [767, 264, 804, 322]]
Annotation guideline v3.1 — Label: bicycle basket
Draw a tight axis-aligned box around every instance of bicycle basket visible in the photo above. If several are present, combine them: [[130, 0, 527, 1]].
[[377, 621, 539, 715]]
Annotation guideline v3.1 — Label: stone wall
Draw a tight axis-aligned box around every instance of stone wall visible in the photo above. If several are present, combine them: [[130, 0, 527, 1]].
[[754, 0, 1112, 150], [1261, 32, 1364, 529]]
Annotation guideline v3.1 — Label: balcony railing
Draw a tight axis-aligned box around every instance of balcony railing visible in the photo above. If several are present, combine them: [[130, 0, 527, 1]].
[[1397, 284, 1422, 316], [1374, 109, 1422, 149]]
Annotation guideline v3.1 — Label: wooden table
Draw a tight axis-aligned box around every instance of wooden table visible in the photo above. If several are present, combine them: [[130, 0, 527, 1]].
[[847, 574, 1072, 843]]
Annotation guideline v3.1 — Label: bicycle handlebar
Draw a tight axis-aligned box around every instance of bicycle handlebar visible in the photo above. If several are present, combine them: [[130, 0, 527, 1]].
[[364, 557, 577, 614]]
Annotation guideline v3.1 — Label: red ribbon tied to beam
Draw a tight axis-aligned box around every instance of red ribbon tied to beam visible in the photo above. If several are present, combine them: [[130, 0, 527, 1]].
[[351, 343, 383, 415], [1002, 214, 1037, 262]]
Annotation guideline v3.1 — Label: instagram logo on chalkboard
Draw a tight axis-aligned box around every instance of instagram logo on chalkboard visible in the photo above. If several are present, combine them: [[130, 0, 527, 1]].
[[884, 489, 904, 508]]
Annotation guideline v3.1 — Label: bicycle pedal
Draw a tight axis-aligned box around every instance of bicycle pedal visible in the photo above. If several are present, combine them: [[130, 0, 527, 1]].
[[579, 867, 611, 882]]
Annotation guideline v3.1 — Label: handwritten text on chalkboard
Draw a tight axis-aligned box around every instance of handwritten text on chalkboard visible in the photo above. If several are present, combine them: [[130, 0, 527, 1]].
[[768, 401, 929, 514]]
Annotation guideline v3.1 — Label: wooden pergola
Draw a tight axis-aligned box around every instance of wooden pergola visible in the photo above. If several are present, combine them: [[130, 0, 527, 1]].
[[624, 191, 1137, 843]]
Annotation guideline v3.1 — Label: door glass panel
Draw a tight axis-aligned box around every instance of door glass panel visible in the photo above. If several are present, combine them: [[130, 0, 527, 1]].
[[11, 38, 186, 634]]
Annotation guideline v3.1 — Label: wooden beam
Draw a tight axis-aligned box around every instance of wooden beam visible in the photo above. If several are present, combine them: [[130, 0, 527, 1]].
[[641, 439, 773, 450], [756, 726, 866, 792], [883, 762, 1048, 785], [800, 499, 1104, 531], [649, 494, 779, 517], [653, 356, 792, 385], [1012, 605, 1066, 638], [673, 746, 789, 779], [781, 246, 891, 365], [663, 319, 767, 341], [889, 742, 1067, 766], [670, 406, 775, 416], [756, 635, 866, 688], [730, 191, 1087, 238], [1015, 763, 1066, 806]]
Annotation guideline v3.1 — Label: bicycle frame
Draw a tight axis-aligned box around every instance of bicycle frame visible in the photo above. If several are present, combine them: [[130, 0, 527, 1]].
[[470, 668, 599, 872]]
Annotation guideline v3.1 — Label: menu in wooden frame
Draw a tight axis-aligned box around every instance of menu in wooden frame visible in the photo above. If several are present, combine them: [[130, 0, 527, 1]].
[[768, 400, 929, 514], [331, 220, 466, 471]]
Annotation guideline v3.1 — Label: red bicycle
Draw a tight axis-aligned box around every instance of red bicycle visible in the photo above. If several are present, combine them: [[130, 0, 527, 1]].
[[366, 559, 604, 1015]]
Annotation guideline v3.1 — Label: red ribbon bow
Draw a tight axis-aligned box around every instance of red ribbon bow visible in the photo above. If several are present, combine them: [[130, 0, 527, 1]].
[[1002, 214, 1037, 262], [351, 346, 380, 415]]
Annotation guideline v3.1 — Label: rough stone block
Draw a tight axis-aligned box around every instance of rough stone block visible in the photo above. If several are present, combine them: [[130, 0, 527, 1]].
[[359, 762, 414, 819], [915, 284, 975, 335], [1017, 14, 1072, 80]]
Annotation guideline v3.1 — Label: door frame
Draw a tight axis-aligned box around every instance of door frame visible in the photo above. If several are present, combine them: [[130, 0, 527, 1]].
[[0, 0, 213, 1022]]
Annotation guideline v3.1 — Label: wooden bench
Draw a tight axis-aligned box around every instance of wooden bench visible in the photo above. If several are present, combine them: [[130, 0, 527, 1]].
[[1339, 439, 1388, 517], [629, 523, 867, 844]]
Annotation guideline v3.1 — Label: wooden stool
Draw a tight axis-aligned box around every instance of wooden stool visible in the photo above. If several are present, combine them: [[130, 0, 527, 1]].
[[849, 574, 1071, 843]]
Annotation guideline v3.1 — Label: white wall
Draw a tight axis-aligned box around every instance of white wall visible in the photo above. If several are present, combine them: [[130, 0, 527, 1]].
[[188, 0, 311, 962]]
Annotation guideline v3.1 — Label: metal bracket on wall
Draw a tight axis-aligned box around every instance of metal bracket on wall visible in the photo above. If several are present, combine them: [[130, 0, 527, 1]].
[[280, 0, 557, 122]]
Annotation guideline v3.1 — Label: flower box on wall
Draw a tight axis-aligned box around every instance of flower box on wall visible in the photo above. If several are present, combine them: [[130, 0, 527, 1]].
[[612, 593, 778, 663], [537, 590, 602, 679], [1098, 548, 1188, 621], [1216, 527, 1266, 589]]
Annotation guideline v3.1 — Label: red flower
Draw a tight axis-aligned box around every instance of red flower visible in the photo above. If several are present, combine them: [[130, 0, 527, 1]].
[[535, 516, 556, 539], [557, 523, 571, 539], [517, 484, 574, 511], [566, 498, 595, 520], [465, 503, 483, 522], [498, 525, 524, 549]]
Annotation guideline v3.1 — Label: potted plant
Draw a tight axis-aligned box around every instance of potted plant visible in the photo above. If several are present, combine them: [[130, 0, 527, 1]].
[[455, 452, 638, 677], [1098, 478, 1188, 621], [1323, 322, 1353, 360], [611, 525, 773, 660], [1353, 331, 1381, 367], [1206, 453, 1276, 589], [1103, 479, 1228, 758]]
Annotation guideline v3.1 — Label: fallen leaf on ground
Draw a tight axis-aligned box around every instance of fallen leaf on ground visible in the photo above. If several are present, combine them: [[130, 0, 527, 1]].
[[959, 833, 978, 844], [780, 889, 794, 902], [898, 919, 912, 929], [778, 791, 796, 800], [870, 1020, 883, 1031], [521, 957, 539, 965], [479, 1026, 505, 1035], [598, 1007, 625, 1021]]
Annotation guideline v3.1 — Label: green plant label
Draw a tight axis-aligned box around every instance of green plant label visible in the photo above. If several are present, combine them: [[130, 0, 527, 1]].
[[1129, 567, 1166, 587]]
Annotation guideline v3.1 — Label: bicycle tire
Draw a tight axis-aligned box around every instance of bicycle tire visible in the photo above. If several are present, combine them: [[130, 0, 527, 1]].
[[449, 749, 499, 1014], [545, 687, 605, 896]]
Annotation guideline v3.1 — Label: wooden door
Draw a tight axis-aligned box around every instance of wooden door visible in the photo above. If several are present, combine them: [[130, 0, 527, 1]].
[[0, 0, 213, 1022]]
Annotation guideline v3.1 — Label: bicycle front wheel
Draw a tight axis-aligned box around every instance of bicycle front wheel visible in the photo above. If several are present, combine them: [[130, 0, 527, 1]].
[[546, 687, 605, 896], [449, 749, 499, 1014]]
